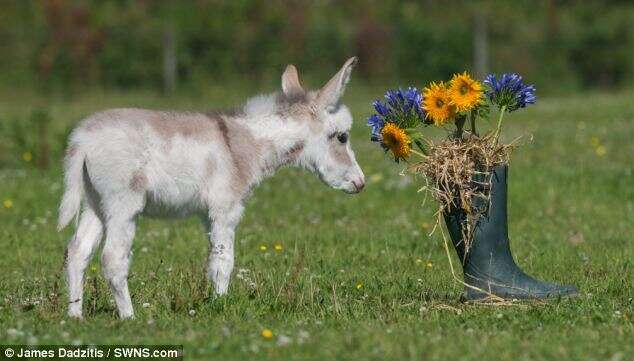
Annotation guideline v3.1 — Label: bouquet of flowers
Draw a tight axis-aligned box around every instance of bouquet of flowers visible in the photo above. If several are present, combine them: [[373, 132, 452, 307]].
[[367, 74, 580, 302], [367, 72, 536, 250]]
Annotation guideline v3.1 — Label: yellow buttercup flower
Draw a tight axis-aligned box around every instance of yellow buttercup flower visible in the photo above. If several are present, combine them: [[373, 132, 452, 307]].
[[259, 245, 267, 251], [448, 72, 484, 112], [423, 81, 455, 126], [22, 151, 33, 162], [261, 328, 273, 339], [381, 123, 411, 160], [369, 173, 383, 183], [274, 244, 283, 251], [3, 199, 13, 209]]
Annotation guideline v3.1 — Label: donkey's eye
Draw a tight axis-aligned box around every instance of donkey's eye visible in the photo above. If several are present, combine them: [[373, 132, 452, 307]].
[[337, 133, 348, 144]]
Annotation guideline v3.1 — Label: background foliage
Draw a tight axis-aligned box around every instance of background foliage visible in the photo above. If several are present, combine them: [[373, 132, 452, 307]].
[[1, 0, 633, 94]]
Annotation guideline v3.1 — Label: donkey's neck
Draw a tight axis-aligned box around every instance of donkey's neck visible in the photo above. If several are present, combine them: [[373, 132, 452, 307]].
[[227, 112, 306, 191]]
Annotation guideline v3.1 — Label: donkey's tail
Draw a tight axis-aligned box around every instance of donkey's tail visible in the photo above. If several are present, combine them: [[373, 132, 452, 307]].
[[58, 142, 86, 231]]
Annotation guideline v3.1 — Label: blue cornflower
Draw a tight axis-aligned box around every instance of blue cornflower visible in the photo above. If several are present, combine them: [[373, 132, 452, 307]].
[[384, 87, 424, 117], [373, 100, 390, 117], [367, 114, 384, 142], [484, 73, 536, 112], [384, 89, 404, 110], [403, 87, 425, 118], [366, 87, 425, 144]]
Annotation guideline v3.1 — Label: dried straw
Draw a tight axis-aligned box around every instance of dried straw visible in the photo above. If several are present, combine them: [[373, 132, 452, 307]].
[[409, 132, 517, 252]]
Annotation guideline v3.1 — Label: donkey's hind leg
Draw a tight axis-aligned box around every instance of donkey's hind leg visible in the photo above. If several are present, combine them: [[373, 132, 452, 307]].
[[101, 193, 144, 319], [66, 205, 104, 319]]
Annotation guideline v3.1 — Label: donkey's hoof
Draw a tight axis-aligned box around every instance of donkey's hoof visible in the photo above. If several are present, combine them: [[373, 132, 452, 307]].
[[68, 310, 83, 320], [118, 312, 135, 320]]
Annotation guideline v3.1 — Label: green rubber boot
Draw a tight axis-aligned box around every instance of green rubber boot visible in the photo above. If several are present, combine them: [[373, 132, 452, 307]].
[[444, 165, 578, 301]]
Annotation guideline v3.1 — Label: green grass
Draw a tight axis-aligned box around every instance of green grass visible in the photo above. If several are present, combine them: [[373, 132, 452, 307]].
[[1, 86, 632, 360]]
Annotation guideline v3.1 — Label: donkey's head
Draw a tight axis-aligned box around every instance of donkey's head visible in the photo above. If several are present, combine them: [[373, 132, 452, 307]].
[[280, 57, 365, 194]]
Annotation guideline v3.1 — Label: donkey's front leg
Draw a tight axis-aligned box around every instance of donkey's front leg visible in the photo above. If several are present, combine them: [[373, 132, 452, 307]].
[[205, 203, 244, 295]]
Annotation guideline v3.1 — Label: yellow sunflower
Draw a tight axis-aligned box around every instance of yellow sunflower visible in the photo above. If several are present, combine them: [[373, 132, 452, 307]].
[[381, 122, 411, 160], [448, 72, 483, 112], [423, 81, 455, 126]]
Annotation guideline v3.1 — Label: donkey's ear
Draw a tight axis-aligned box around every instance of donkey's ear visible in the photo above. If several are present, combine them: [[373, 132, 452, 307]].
[[316, 56, 358, 109], [281, 64, 305, 97]]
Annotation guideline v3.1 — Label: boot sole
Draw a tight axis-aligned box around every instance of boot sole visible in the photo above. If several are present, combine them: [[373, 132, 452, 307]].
[[461, 288, 580, 302]]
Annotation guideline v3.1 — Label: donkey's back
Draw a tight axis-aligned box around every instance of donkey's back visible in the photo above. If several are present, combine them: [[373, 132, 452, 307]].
[[59, 108, 239, 226]]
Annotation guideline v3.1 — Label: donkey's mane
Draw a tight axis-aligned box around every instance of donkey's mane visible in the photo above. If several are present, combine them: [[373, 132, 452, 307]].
[[241, 91, 310, 118]]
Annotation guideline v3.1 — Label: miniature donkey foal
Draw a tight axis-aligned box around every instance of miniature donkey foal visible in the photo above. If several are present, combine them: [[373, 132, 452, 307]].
[[58, 57, 365, 319]]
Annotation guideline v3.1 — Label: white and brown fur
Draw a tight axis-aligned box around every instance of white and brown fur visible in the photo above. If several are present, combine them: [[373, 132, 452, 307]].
[[58, 57, 365, 319]]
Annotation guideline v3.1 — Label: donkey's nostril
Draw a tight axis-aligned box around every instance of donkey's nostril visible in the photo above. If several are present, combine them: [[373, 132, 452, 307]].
[[353, 179, 365, 191]]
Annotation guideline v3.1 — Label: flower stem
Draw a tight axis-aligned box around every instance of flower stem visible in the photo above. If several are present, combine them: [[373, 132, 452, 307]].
[[455, 115, 466, 140], [413, 139, 428, 155], [410, 148, 427, 158], [470, 111, 477, 136], [493, 105, 507, 146]]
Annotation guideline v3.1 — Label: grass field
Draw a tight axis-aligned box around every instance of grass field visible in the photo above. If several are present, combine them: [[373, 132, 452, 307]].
[[1, 85, 633, 360]]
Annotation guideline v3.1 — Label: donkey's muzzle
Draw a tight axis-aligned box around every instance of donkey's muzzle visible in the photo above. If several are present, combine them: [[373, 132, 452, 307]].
[[352, 179, 365, 193]]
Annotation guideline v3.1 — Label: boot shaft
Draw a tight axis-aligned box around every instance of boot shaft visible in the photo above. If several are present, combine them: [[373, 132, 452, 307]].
[[445, 165, 514, 273], [444, 165, 508, 260]]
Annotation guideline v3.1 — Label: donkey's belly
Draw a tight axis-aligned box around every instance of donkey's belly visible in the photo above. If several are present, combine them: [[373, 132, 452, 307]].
[[141, 191, 206, 219]]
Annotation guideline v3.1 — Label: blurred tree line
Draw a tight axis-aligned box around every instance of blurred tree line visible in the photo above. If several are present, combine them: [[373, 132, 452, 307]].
[[0, 0, 633, 94]]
